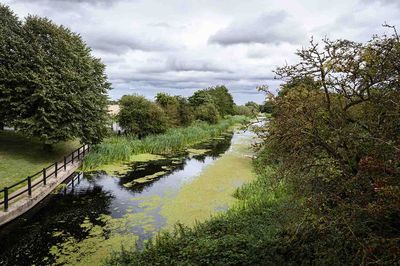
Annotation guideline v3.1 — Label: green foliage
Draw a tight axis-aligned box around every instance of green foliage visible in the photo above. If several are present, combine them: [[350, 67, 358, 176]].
[[175, 96, 195, 126], [188, 85, 235, 118], [206, 85, 235, 116], [260, 101, 273, 113], [233, 105, 255, 117], [118, 95, 167, 138], [0, 5, 110, 145], [193, 103, 220, 124], [0, 4, 27, 128], [262, 32, 400, 263], [83, 116, 248, 169], [155, 93, 181, 127], [244, 101, 259, 111]]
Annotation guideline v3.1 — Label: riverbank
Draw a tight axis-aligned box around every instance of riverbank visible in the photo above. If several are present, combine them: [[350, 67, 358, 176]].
[[0, 131, 79, 189], [58, 129, 257, 265], [106, 144, 293, 266], [83, 115, 249, 170], [0, 127, 257, 265]]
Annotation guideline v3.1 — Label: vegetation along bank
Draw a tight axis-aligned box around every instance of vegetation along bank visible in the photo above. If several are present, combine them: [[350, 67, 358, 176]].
[[107, 30, 400, 265]]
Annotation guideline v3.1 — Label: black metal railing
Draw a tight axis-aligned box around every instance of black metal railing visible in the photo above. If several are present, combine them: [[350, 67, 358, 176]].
[[0, 144, 90, 212]]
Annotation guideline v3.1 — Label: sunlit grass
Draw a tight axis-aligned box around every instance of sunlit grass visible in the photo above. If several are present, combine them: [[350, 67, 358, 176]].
[[0, 131, 80, 189], [83, 116, 249, 170]]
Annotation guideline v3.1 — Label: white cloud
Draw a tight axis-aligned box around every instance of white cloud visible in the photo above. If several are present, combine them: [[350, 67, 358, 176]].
[[3, 0, 400, 104], [209, 11, 306, 46]]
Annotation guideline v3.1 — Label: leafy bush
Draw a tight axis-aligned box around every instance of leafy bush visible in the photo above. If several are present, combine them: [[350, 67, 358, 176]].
[[118, 95, 167, 138], [260, 30, 400, 263], [194, 103, 220, 124], [188, 85, 235, 117], [233, 105, 255, 117]]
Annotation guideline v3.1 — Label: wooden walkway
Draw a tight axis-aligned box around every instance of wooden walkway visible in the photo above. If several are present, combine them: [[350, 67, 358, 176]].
[[0, 145, 89, 227]]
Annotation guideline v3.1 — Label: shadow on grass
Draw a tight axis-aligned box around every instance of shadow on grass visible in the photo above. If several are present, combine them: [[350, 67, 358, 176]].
[[0, 131, 80, 188]]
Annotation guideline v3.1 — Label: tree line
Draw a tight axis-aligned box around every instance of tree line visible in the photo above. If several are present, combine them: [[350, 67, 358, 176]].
[[0, 4, 267, 147], [116, 85, 262, 138]]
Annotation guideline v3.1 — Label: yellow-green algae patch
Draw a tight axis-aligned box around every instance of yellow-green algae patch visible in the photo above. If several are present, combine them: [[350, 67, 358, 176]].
[[123, 171, 167, 187], [129, 153, 165, 162], [90, 153, 166, 175], [160, 134, 255, 227], [48, 209, 159, 265], [187, 148, 211, 156]]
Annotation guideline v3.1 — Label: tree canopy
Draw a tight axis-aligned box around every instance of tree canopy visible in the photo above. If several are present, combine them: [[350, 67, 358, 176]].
[[118, 95, 167, 138], [0, 4, 110, 145], [258, 30, 400, 263], [188, 85, 235, 117]]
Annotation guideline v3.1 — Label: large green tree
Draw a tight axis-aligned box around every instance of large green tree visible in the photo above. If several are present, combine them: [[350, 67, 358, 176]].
[[155, 92, 180, 127], [118, 95, 167, 138], [0, 4, 27, 130], [0, 5, 110, 145], [208, 85, 235, 116], [175, 96, 194, 126], [188, 85, 235, 117], [259, 31, 400, 263]]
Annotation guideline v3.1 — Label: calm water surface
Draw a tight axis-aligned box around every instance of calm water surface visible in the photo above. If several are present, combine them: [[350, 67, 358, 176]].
[[0, 132, 240, 265]]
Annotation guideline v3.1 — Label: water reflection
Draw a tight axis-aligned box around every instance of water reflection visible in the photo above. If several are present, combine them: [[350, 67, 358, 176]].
[[0, 133, 234, 265]]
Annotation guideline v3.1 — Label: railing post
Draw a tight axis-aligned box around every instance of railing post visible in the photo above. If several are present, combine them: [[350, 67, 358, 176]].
[[28, 176, 32, 196], [43, 168, 47, 185], [4, 187, 8, 211], [64, 156, 67, 170], [78, 147, 81, 160], [55, 162, 58, 178]]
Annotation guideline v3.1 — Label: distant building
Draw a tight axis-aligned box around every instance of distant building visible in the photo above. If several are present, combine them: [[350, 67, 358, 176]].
[[108, 105, 124, 133]]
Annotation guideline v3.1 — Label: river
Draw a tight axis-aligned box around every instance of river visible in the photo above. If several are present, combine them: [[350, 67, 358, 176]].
[[0, 128, 256, 265]]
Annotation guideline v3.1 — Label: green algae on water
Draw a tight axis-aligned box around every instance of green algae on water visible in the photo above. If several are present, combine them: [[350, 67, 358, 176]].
[[187, 148, 211, 156], [160, 132, 255, 227], [123, 171, 167, 187], [48, 210, 160, 265], [89, 153, 166, 175]]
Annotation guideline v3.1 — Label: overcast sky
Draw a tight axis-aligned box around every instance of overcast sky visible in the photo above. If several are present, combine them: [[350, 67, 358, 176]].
[[3, 0, 400, 104]]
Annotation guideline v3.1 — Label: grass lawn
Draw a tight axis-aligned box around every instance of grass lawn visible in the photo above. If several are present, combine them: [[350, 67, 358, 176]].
[[0, 130, 80, 190]]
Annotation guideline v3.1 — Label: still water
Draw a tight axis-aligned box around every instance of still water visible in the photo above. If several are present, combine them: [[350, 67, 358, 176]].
[[0, 129, 255, 265]]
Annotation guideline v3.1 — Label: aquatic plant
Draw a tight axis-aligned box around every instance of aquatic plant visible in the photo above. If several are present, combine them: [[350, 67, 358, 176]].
[[104, 153, 291, 266], [83, 116, 248, 170]]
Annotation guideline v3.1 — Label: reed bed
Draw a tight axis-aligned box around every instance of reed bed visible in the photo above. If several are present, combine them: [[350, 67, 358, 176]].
[[83, 116, 248, 170]]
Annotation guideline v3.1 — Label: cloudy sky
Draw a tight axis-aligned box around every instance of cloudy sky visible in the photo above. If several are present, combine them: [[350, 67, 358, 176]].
[[3, 0, 400, 104]]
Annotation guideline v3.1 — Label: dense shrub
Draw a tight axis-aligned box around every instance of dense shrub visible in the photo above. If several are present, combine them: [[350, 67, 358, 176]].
[[155, 93, 181, 127], [193, 103, 220, 124], [175, 96, 195, 126], [260, 31, 400, 263], [118, 95, 167, 138], [189, 85, 235, 117], [233, 105, 256, 117]]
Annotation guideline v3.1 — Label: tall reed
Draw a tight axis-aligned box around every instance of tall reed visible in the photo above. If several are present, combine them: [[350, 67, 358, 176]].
[[83, 116, 248, 170]]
